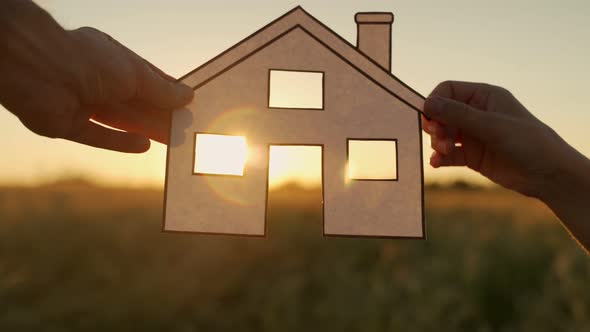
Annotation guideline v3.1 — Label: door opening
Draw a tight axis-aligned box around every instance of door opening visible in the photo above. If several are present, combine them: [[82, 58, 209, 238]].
[[266, 144, 324, 235]]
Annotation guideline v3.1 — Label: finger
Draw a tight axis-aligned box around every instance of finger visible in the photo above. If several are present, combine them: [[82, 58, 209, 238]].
[[144, 59, 176, 81], [423, 116, 460, 141], [66, 120, 150, 153], [441, 148, 467, 167], [430, 137, 455, 155], [429, 81, 487, 103], [422, 117, 448, 139], [134, 60, 194, 109], [430, 149, 467, 168], [430, 151, 444, 168], [423, 96, 506, 142], [90, 103, 170, 144]]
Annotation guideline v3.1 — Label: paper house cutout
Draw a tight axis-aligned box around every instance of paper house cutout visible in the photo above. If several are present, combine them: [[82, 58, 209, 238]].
[[163, 7, 425, 238]]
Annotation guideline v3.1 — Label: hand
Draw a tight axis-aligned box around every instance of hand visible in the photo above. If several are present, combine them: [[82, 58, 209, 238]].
[[422, 81, 575, 199], [423, 80, 590, 252], [0, 3, 193, 153]]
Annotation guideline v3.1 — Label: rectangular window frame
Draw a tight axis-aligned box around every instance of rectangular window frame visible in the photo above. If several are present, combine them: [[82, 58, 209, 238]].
[[346, 138, 399, 182], [192, 132, 248, 177], [267, 69, 325, 111]]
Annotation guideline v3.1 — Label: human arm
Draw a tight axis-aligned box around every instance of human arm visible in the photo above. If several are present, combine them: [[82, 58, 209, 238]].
[[422, 81, 590, 252], [0, 0, 193, 153]]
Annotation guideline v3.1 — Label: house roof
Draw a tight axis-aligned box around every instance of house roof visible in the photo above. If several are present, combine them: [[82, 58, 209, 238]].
[[179, 6, 425, 114]]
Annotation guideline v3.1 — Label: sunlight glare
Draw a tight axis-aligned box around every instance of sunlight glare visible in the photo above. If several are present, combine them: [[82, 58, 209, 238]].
[[268, 146, 322, 189], [194, 134, 247, 176]]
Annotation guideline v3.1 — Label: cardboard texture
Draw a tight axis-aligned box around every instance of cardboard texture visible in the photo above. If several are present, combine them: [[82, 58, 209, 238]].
[[163, 7, 425, 238]]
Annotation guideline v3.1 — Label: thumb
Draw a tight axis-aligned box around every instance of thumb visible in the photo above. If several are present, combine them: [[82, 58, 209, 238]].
[[423, 96, 505, 142]]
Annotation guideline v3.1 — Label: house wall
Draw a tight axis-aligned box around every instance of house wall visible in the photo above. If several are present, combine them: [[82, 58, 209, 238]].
[[164, 28, 423, 237]]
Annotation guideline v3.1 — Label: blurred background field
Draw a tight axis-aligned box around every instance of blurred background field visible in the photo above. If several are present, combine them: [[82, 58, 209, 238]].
[[0, 180, 589, 331]]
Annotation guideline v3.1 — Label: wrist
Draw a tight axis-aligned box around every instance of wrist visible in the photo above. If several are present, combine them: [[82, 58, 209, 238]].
[[0, 1, 90, 109], [539, 145, 590, 207]]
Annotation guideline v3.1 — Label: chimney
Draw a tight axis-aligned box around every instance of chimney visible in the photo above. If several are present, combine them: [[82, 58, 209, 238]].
[[355, 12, 394, 71]]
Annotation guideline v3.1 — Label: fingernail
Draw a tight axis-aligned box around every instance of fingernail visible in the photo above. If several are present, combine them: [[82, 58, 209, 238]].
[[424, 96, 445, 117], [176, 83, 194, 103]]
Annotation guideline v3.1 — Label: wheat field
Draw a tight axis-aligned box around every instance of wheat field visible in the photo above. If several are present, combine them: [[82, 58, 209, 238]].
[[0, 181, 588, 331]]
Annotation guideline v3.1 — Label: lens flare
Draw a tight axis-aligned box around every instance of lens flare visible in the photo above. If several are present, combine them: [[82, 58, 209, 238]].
[[201, 107, 261, 206], [194, 134, 247, 176]]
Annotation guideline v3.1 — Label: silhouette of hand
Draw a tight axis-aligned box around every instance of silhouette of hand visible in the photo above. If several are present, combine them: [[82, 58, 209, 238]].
[[0, 5, 193, 153], [422, 81, 573, 199]]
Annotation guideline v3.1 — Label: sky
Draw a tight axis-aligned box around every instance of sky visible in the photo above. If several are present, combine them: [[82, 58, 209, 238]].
[[1, 0, 589, 187]]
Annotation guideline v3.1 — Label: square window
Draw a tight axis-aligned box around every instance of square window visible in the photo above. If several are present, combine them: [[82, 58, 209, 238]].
[[194, 133, 247, 176], [347, 139, 397, 180], [268, 70, 324, 109]]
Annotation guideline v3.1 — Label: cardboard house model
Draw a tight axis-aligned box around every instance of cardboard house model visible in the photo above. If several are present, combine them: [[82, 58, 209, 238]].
[[163, 7, 425, 238]]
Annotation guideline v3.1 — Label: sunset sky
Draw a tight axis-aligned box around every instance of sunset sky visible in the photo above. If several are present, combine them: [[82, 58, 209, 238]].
[[1, 0, 589, 187]]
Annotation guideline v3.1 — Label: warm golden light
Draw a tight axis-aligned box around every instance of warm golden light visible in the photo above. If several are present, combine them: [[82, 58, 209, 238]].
[[194, 134, 247, 176], [348, 140, 397, 180], [268, 145, 322, 189], [268, 70, 323, 109]]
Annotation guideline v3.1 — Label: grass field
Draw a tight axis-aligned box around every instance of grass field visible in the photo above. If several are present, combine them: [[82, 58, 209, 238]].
[[0, 181, 589, 331]]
